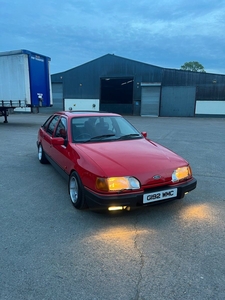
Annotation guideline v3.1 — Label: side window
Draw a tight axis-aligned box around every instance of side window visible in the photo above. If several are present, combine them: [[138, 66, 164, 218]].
[[42, 115, 54, 131], [46, 115, 60, 136], [55, 117, 68, 139]]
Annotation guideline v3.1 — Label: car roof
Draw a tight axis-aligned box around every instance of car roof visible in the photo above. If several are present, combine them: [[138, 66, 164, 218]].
[[54, 111, 121, 118]]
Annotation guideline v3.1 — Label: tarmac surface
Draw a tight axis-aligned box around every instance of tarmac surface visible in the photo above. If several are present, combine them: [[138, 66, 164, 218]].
[[0, 113, 225, 300]]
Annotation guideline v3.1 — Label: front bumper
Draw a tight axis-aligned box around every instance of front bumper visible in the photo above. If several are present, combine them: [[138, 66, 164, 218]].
[[84, 177, 197, 210]]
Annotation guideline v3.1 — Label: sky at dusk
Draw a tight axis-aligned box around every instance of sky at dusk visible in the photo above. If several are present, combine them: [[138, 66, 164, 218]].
[[1, 0, 225, 75]]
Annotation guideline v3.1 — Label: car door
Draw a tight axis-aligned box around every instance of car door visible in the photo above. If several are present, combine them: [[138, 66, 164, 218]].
[[51, 116, 72, 176], [41, 115, 60, 157]]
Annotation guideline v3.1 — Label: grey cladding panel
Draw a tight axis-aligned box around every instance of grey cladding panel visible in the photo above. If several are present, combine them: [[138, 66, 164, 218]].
[[52, 83, 63, 110], [160, 86, 196, 117]]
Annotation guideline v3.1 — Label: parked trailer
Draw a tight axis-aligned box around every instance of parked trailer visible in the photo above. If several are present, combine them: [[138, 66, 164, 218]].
[[0, 49, 53, 123]]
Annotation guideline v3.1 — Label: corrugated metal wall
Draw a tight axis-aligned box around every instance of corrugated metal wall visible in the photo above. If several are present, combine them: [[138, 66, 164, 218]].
[[162, 69, 225, 100], [51, 54, 225, 117], [52, 55, 164, 115]]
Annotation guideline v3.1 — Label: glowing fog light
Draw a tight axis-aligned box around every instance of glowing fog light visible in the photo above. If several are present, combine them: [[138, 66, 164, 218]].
[[172, 166, 192, 182], [108, 206, 130, 211], [108, 206, 124, 211]]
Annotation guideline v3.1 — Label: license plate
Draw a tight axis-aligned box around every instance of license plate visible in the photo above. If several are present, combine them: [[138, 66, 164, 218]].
[[143, 188, 177, 204]]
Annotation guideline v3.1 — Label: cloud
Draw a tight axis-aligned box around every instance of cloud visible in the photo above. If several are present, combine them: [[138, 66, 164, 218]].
[[0, 0, 225, 74]]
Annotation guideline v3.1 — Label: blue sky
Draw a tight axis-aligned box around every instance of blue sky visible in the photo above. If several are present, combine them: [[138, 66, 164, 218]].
[[1, 0, 225, 75]]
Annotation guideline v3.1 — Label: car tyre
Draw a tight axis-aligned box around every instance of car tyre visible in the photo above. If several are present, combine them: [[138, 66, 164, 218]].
[[38, 144, 48, 164], [69, 171, 87, 209]]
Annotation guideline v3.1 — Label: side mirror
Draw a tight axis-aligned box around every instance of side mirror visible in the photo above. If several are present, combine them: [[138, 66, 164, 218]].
[[141, 131, 147, 138], [52, 137, 65, 146]]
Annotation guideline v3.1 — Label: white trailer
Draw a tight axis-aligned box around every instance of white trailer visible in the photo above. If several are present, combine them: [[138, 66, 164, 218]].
[[0, 50, 52, 123]]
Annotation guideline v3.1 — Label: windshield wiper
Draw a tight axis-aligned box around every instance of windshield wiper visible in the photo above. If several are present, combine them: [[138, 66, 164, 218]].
[[117, 134, 142, 140], [89, 134, 115, 140]]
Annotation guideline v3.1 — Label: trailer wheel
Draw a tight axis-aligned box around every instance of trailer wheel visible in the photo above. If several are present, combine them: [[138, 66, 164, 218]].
[[38, 144, 48, 164], [69, 171, 87, 209]]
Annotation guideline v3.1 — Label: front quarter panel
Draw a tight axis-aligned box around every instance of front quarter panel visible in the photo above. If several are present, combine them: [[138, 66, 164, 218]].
[[68, 145, 106, 191]]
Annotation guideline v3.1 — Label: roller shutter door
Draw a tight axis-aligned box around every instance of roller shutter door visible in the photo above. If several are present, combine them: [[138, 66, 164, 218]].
[[141, 84, 161, 116]]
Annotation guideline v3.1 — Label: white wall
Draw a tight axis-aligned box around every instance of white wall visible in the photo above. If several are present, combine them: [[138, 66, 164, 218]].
[[64, 99, 99, 111], [195, 101, 225, 115]]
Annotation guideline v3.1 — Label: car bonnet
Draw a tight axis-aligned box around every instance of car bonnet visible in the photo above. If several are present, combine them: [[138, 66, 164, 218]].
[[74, 138, 188, 185]]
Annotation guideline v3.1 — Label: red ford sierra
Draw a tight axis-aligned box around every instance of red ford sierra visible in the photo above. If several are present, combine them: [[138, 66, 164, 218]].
[[37, 111, 197, 211]]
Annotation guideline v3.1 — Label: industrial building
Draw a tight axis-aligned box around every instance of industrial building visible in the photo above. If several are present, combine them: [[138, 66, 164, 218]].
[[48, 54, 225, 117]]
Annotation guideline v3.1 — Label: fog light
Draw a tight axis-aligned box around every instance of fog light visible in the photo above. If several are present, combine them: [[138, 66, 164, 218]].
[[108, 206, 126, 211]]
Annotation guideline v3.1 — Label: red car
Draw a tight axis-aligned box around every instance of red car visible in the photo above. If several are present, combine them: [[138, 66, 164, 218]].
[[37, 111, 197, 211]]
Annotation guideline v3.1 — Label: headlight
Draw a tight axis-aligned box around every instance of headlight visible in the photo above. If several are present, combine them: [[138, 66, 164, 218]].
[[172, 166, 192, 183], [96, 176, 140, 192]]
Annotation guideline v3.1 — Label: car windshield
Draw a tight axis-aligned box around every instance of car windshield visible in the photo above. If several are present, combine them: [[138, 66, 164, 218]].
[[71, 116, 142, 143]]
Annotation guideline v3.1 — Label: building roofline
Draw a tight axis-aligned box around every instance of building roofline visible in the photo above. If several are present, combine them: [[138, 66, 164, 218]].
[[52, 53, 225, 77]]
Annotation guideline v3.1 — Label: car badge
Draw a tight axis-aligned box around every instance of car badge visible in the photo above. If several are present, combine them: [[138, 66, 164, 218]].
[[153, 175, 161, 180]]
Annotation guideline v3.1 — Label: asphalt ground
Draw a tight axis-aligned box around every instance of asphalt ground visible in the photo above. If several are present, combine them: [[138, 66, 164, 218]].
[[0, 113, 225, 300]]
